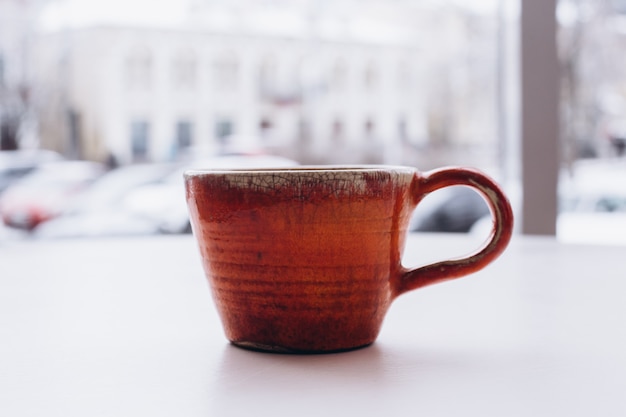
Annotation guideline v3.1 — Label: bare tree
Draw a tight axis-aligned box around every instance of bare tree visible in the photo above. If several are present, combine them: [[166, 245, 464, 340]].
[[559, 0, 624, 164]]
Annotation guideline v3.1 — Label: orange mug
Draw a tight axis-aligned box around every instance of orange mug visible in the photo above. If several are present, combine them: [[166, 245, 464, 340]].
[[185, 166, 513, 353]]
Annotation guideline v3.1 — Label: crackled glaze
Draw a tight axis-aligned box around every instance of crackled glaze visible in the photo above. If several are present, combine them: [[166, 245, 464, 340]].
[[185, 166, 513, 353], [184, 167, 415, 200]]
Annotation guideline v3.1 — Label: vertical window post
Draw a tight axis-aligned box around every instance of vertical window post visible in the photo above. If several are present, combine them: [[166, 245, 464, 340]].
[[521, 0, 560, 235]]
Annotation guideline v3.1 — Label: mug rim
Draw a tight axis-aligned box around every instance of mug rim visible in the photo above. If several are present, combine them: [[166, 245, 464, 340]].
[[183, 164, 417, 177]]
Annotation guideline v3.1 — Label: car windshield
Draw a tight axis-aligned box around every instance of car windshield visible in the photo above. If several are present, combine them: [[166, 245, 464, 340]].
[[0, 167, 34, 189], [65, 164, 176, 213], [16, 175, 82, 190], [592, 196, 626, 213], [15, 162, 103, 188]]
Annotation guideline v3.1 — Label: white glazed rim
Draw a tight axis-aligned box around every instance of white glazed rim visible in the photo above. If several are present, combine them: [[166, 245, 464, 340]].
[[183, 164, 417, 177]]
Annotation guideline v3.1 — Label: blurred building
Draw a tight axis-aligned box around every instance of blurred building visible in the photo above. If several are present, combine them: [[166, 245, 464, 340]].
[[0, 0, 511, 168], [30, 24, 425, 165]]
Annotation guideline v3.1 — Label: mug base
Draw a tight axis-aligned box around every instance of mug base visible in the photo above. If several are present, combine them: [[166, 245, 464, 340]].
[[231, 340, 374, 354]]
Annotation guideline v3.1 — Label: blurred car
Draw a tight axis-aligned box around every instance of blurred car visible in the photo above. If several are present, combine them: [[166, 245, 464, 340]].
[[124, 154, 300, 234], [0, 160, 106, 230], [557, 160, 626, 244], [33, 163, 178, 239], [0, 149, 64, 195], [468, 160, 626, 245], [410, 186, 490, 233]]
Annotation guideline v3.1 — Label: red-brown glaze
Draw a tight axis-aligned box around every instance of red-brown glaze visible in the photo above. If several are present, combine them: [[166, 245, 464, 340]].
[[392, 167, 515, 296], [185, 166, 513, 353]]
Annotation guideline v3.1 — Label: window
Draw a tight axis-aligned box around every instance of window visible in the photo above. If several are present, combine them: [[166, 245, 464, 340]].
[[215, 119, 234, 144], [213, 51, 239, 91], [298, 118, 311, 145], [172, 49, 197, 89], [130, 120, 150, 161], [331, 58, 347, 92], [332, 119, 344, 143], [398, 117, 408, 143], [259, 55, 277, 96], [397, 60, 411, 90], [68, 110, 82, 159], [125, 47, 152, 90], [365, 118, 375, 139], [259, 118, 273, 140], [364, 61, 378, 91], [176, 120, 193, 149], [28, 0, 626, 243]]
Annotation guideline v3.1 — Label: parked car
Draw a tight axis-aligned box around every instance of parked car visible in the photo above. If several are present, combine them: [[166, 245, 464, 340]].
[[557, 160, 626, 244], [123, 154, 300, 234], [0, 149, 63, 195], [33, 163, 179, 239], [410, 186, 490, 233], [35, 155, 299, 238], [0, 160, 106, 230], [468, 160, 626, 245]]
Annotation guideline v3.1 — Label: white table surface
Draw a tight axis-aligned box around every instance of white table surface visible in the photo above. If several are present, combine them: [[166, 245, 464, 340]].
[[1, 233, 625, 417]]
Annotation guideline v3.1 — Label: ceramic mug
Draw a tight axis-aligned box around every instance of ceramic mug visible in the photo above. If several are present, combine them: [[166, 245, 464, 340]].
[[184, 166, 513, 353]]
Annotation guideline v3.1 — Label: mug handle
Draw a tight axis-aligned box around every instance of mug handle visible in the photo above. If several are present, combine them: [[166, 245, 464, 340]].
[[393, 167, 514, 297]]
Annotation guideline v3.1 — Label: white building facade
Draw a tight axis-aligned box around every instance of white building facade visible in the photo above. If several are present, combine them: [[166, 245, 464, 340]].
[[32, 25, 427, 165]]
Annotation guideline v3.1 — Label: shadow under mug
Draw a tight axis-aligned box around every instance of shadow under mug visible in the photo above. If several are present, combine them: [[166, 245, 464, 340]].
[[184, 165, 514, 353]]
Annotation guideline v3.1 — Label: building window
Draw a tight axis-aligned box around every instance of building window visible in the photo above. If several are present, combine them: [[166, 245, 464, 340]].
[[298, 118, 311, 145], [176, 120, 193, 149], [125, 47, 152, 90], [259, 118, 273, 141], [213, 51, 239, 91], [332, 119, 344, 143], [259, 55, 277, 96], [215, 119, 234, 145], [131, 120, 150, 161], [397, 60, 411, 89], [365, 118, 376, 138], [331, 58, 347, 91], [172, 49, 197, 89], [398, 117, 408, 143], [68, 110, 82, 159], [364, 61, 378, 90], [1, 115, 19, 151]]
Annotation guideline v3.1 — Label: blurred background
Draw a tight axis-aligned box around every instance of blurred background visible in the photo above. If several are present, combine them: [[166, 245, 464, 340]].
[[1, 0, 625, 243]]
